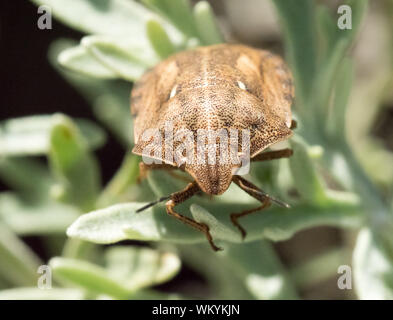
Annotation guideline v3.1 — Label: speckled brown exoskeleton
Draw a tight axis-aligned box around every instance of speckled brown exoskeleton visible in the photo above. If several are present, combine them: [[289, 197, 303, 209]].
[[131, 44, 295, 251]]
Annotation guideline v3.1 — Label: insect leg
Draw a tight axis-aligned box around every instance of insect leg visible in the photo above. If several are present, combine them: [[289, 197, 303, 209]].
[[166, 181, 222, 251], [138, 162, 175, 182], [138, 162, 191, 183], [251, 148, 293, 162], [230, 176, 272, 239]]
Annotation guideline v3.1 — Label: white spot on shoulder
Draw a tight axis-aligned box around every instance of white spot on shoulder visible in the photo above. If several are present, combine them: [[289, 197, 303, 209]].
[[237, 80, 247, 91], [169, 85, 177, 99]]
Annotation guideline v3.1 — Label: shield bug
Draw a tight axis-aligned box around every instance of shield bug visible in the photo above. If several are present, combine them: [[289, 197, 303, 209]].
[[131, 44, 295, 251]]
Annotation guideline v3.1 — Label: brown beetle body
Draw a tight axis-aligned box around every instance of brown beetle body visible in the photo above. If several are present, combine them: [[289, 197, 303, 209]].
[[131, 44, 295, 250]]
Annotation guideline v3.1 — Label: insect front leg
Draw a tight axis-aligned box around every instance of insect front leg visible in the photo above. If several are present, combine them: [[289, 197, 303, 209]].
[[230, 176, 272, 239], [138, 162, 191, 183], [166, 181, 222, 251]]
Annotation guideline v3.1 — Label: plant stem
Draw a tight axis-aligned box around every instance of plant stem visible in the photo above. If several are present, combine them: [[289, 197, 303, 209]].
[[97, 153, 140, 208], [341, 144, 393, 231], [178, 244, 253, 299], [290, 248, 351, 289], [324, 142, 393, 257]]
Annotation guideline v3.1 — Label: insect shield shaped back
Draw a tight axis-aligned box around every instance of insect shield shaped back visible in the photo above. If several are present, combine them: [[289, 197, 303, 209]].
[[131, 44, 294, 191]]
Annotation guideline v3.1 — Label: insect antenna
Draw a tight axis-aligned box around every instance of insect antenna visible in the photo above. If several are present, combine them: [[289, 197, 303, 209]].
[[136, 195, 172, 213], [255, 190, 291, 208]]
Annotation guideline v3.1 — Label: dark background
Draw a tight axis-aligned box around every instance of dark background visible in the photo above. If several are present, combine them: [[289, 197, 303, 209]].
[[0, 0, 125, 187]]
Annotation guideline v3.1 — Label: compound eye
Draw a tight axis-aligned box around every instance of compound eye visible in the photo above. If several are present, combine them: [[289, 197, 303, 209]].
[[237, 80, 247, 91]]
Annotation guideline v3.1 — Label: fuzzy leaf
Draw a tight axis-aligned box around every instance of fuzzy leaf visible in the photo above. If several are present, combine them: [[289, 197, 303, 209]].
[[190, 204, 241, 243], [105, 246, 181, 290], [141, 0, 197, 37], [49, 39, 134, 147], [0, 193, 80, 235], [0, 115, 106, 156], [58, 45, 117, 79], [219, 241, 298, 299], [291, 248, 350, 288], [147, 19, 176, 59], [146, 170, 187, 197], [49, 257, 132, 299], [0, 288, 86, 300], [289, 137, 328, 204], [312, 0, 367, 123], [92, 94, 134, 146], [30, 0, 182, 43], [326, 58, 354, 139], [193, 1, 223, 45], [0, 223, 42, 286], [81, 35, 158, 81], [272, 0, 317, 107], [0, 158, 52, 200], [98, 153, 140, 207], [67, 199, 362, 245], [353, 228, 393, 299], [49, 115, 101, 211]]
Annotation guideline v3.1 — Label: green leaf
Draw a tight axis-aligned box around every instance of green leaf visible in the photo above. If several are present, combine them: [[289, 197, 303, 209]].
[[147, 19, 176, 59], [312, 1, 367, 125], [50, 250, 180, 299], [312, 38, 349, 123], [81, 35, 158, 81], [30, 0, 183, 43], [326, 57, 354, 139], [0, 193, 80, 235], [49, 115, 101, 211], [0, 158, 52, 200], [219, 241, 298, 299], [49, 39, 134, 147], [178, 244, 253, 299], [353, 228, 393, 299], [0, 288, 86, 300], [272, 0, 317, 108], [0, 223, 42, 286], [98, 153, 140, 207], [289, 136, 328, 204], [67, 198, 362, 245], [190, 204, 241, 243], [58, 44, 117, 79], [341, 0, 368, 43], [146, 170, 187, 198], [0, 275, 10, 289], [105, 246, 181, 290], [128, 290, 184, 300], [290, 248, 350, 288], [0, 115, 106, 156], [316, 5, 338, 54], [76, 118, 108, 150], [93, 94, 134, 146], [193, 1, 223, 45], [49, 257, 132, 299], [49, 39, 119, 101], [141, 0, 197, 38], [67, 202, 160, 244]]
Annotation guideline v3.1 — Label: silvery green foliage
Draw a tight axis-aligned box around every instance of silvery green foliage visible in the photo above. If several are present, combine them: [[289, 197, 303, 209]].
[[1, 0, 392, 300]]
